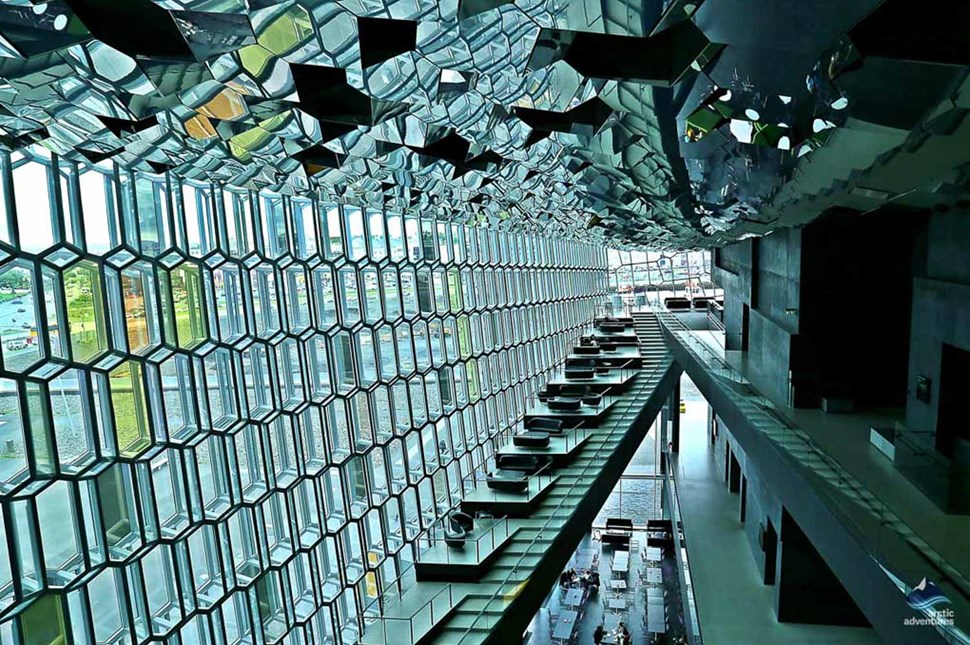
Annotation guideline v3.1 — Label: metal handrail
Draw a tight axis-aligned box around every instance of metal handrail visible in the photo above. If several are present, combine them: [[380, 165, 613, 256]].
[[454, 357, 669, 642], [416, 515, 513, 566], [664, 452, 703, 645], [362, 584, 455, 644]]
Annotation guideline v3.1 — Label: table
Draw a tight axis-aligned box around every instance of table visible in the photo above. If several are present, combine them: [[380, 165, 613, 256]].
[[645, 547, 662, 561], [604, 614, 621, 632], [564, 587, 584, 608], [553, 609, 578, 641], [610, 559, 629, 574], [647, 603, 666, 633], [609, 579, 627, 592], [646, 568, 662, 584], [608, 598, 627, 611]]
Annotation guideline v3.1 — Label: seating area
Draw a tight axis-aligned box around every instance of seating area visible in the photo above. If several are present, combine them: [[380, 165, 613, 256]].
[[548, 396, 583, 411], [495, 454, 551, 474], [564, 363, 596, 379], [534, 521, 676, 644], [513, 431, 551, 448], [485, 470, 530, 492], [602, 518, 634, 546], [594, 316, 635, 331], [443, 511, 475, 548], [565, 357, 611, 375], [567, 344, 643, 369], [557, 384, 603, 406], [368, 313, 655, 641], [663, 297, 692, 310]]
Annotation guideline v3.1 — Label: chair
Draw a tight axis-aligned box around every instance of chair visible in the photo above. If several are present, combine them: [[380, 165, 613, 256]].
[[560, 384, 601, 407], [514, 431, 550, 448], [496, 454, 550, 474], [527, 417, 564, 433], [574, 345, 602, 355], [565, 366, 595, 379], [486, 470, 529, 492], [444, 523, 467, 549], [602, 518, 633, 545], [548, 397, 582, 411], [448, 510, 474, 534], [559, 384, 590, 397]]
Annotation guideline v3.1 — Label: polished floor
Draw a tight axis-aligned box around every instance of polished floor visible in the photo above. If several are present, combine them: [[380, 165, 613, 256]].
[[673, 375, 883, 645]]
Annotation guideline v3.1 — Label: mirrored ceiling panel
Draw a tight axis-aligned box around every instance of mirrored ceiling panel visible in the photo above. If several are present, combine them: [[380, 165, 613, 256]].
[[0, 0, 965, 249]]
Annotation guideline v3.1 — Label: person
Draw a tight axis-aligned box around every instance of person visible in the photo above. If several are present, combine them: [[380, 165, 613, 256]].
[[593, 624, 604, 644], [559, 570, 570, 588], [619, 622, 632, 645]]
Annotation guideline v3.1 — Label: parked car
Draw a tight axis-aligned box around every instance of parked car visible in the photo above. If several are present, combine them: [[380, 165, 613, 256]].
[[5, 339, 28, 351], [17, 308, 25, 313]]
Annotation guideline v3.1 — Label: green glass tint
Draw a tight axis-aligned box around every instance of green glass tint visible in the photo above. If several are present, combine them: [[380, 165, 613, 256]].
[[0, 148, 607, 644], [63, 260, 108, 363]]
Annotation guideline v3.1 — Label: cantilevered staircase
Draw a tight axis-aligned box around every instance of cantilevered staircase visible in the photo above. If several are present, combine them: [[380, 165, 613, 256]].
[[361, 312, 679, 644]]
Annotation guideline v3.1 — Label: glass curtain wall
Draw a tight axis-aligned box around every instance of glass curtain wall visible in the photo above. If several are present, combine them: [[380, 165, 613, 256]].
[[0, 148, 608, 644], [607, 249, 720, 302]]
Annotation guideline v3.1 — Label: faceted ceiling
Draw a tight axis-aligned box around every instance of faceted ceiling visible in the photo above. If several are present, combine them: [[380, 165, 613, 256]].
[[0, 0, 967, 249]]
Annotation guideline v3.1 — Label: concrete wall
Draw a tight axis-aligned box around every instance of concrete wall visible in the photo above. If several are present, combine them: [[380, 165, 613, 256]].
[[713, 414, 783, 583], [715, 231, 799, 403], [905, 211, 970, 434], [899, 210, 970, 512], [716, 209, 923, 409], [755, 228, 801, 335], [715, 207, 970, 511], [669, 341, 946, 643], [714, 240, 753, 351], [716, 413, 868, 627], [796, 210, 922, 407], [748, 307, 793, 404]]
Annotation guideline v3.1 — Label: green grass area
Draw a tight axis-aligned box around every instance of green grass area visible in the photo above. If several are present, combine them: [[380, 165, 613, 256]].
[[0, 292, 25, 304], [110, 365, 151, 457]]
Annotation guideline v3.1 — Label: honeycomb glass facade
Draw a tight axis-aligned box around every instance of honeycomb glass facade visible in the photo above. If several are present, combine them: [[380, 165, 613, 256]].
[[0, 148, 607, 644]]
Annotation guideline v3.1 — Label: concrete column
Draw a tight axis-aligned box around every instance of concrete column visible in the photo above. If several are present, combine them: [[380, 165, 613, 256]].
[[668, 378, 681, 453]]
